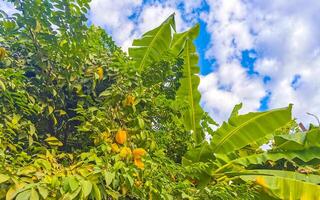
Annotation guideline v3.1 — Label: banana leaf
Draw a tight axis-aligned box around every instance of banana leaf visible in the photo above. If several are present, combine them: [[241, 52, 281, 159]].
[[211, 105, 292, 154], [129, 14, 175, 71]]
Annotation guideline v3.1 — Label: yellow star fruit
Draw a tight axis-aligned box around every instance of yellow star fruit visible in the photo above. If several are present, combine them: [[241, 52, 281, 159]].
[[115, 130, 127, 145], [132, 148, 146, 159]]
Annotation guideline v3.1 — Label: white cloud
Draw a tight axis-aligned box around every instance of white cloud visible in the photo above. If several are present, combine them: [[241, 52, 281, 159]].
[[199, 0, 265, 123], [202, 0, 320, 125], [137, 4, 185, 33], [0, 1, 17, 16], [89, 0, 143, 50], [89, 0, 190, 51], [199, 62, 265, 124]]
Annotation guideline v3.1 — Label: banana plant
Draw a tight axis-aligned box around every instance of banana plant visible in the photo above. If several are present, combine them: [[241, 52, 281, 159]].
[[129, 15, 205, 144], [173, 25, 204, 144], [183, 104, 320, 199]]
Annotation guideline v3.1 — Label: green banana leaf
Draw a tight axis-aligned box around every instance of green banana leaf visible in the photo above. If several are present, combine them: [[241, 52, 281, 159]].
[[128, 14, 175, 71], [213, 147, 320, 174], [170, 24, 199, 56], [234, 147, 320, 166], [305, 129, 320, 148], [176, 24, 204, 144], [182, 142, 215, 187], [182, 142, 215, 165], [274, 133, 306, 150], [211, 105, 292, 154], [275, 129, 320, 150], [240, 170, 320, 199]]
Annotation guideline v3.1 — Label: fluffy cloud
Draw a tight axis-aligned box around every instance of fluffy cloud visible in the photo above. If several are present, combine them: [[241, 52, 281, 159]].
[[89, 0, 143, 50], [199, 0, 266, 123], [0, 0, 17, 16], [201, 0, 320, 125], [137, 4, 185, 33], [89, 0, 188, 51]]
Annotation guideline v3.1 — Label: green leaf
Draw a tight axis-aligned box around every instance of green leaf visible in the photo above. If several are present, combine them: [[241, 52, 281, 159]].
[[170, 22, 200, 55], [48, 106, 54, 115], [274, 129, 320, 150], [182, 142, 214, 188], [129, 14, 175, 71], [81, 180, 92, 198], [211, 105, 292, 154], [240, 170, 320, 199], [241, 170, 320, 184], [104, 171, 115, 187], [234, 147, 320, 166], [176, 24, 204, 144], [305, 129, 320, 148], [274, 132, 306, 150], [6, 183, 26, 200], [68, 176, 79, 191], [30, 188, 39, 200], [230, 103, 243, 118], [182, 142, 214, 165], [45, 136, 63, 147], [137, 117, 145, 129], [0, 174, 10, 184], [92, 183, 101, 200], [0, 80, 6, 91], [15, 190, 31, 200], [37, 186, 48, 199], [215, 147, 320, 173]]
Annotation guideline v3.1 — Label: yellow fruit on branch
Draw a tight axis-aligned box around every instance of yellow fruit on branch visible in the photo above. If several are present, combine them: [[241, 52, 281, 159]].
[[111, 143, 120, 153], [124, 95, 135, 106], [133, 148, 146, 159], [119, 147, 132, 158], [96, 66, 103, 80], [115, 130, 127, 144], [0, 47, 7, 60], [135, 180, 142, 187], [134, 158, 144, 169]]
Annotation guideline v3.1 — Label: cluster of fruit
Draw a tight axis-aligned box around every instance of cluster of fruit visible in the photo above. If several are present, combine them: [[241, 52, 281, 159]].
[[111, 130, 146, 169]]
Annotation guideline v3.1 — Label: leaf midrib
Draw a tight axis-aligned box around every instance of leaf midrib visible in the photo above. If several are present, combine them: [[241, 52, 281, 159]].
[[138, 21, 170, 70], [213, 109, 283, 153], [185, 39, 196, 136]]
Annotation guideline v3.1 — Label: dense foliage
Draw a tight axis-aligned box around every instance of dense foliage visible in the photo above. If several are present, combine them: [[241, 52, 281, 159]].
[[1, 0, 320, 199]]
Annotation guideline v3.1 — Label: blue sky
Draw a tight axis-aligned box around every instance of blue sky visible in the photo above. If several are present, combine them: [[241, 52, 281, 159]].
[[1, 0, 320, 125]]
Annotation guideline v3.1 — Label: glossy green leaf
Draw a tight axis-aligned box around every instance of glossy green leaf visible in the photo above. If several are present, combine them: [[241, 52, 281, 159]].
[[234, 147, 320, 166], [30, 188, 39, 200], [81, 180, 92, 198], [182, 142, 214, 166], [104, 171, 115, 187], [68, 176, 79, 192], [275, 129, 320, 150], [129, 14, 175, 71], [0, 80, 5, 91], [92, 183, 101, 200], [176, 24, 204, 144], [170, 24, 199, 56], [0, 174, 10, 184], [211, 105, 292, 154], [37, 186, 48, 199], [240, 170, 320, 199], [15, 190, 31, 200]]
